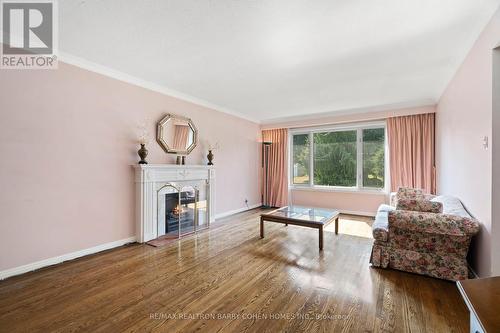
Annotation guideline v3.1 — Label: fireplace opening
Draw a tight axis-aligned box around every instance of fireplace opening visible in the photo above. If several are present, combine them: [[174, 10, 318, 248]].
[[156, 182, 209, 240], [164, 189, 196, 236]]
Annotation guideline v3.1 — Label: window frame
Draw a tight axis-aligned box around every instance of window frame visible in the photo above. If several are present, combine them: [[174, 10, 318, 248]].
[[289, 121, 388, 194]]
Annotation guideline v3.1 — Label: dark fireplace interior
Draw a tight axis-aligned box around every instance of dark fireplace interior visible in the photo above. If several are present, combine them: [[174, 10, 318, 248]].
[[165, 190, 196, 235]]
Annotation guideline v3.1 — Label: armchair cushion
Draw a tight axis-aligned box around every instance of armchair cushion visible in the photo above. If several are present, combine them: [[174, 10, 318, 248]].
[[396, 198, 443, 213], [392, 187, 425, 206], [388, 210, 479, 257], [396, 187, 425, 200], [388, 210, 479, 237]]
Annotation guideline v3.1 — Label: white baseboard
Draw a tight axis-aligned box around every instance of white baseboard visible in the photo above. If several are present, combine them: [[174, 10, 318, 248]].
[[0, 236, 136, 280], [214, 203, 262, 220]]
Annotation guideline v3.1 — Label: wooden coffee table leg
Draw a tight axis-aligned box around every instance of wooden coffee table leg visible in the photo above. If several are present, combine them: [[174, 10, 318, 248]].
[[319, 226, 323, 251], [260, 217, 264, 238], [335, 216, 339, 235]]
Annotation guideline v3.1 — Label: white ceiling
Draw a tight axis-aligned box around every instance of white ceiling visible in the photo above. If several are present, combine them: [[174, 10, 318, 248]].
[[59, 0, 500, 123]]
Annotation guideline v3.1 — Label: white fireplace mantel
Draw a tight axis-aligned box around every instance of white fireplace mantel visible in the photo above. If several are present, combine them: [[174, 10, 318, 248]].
[[134, 164, 216, 242]]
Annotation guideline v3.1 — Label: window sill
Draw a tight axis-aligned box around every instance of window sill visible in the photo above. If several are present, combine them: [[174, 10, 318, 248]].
[[289, 186, 388, 195]]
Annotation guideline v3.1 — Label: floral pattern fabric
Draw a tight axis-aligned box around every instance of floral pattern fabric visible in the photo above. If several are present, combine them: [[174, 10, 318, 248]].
[[370, 244, 469, 281], [396, 187, 425, 199], [396, 198, 443, 213], [370, 193, 480, 281], [392, 187, 425, 207]]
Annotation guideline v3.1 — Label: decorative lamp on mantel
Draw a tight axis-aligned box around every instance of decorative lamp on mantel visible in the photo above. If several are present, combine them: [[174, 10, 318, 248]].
[[138, 144, 148, 164], [206, 141, 220, 166], [262, 141, 272, 207], [137, 118, 151, 164]]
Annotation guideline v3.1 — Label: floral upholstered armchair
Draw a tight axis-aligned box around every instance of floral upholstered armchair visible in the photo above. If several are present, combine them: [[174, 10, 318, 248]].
[[370, 187, 479, 281]]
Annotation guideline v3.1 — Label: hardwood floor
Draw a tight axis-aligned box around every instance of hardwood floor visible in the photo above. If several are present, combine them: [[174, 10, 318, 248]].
[[0, 209, 468, 332]]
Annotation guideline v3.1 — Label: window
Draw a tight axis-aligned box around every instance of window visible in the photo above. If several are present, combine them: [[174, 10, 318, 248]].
[[314, 131, 357, 187], [292, 134, 310, 184], [362, 128, 385, 188], [290, 124, 386, 190]]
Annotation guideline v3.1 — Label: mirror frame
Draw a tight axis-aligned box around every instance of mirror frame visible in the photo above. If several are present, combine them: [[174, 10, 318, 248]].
[[156, 114, 198, 155]]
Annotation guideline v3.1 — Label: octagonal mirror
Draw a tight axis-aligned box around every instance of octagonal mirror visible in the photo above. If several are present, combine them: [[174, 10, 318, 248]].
[[156, 114, 198, 155]]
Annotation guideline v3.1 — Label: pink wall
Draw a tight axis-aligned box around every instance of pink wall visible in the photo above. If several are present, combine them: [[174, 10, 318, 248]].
[[436, 8, 500, 277], [0, 62, 261, 271], [493, 47, 500, 277], [291, 189, 386, 216]]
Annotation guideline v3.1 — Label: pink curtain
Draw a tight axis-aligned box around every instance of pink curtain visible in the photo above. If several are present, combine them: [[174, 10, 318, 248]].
[[387, 113, 436, 194], [173, 125, 189, 150], [262, 128, 288, 207]]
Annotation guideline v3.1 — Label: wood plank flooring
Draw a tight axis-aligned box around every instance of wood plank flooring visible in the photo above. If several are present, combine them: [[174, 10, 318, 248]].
[[0, 209, 468, 332]]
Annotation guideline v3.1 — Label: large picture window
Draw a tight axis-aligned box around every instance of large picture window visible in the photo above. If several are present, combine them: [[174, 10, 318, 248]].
[[291, 124, 386, 190]]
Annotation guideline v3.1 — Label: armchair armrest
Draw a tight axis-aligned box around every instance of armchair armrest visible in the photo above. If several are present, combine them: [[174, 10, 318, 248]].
[[388, 210, 479, 237]]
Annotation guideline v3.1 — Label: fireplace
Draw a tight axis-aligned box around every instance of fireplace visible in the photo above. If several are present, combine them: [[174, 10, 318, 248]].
[[134, 165, 215, 243]]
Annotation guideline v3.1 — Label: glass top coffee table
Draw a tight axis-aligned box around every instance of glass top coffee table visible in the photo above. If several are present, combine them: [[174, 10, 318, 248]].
[[260, 206, 340, 250]]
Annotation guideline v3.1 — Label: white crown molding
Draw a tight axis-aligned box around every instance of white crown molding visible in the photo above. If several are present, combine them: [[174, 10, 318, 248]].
[[260, 99, 436, 125], [0, 236, 136, 280], [57, 52, 260, 124]]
